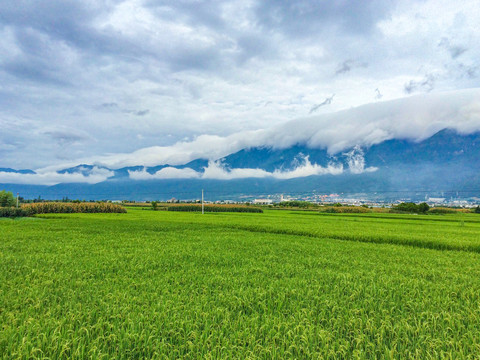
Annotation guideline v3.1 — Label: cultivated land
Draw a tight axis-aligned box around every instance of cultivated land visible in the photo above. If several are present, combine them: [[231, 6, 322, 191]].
[[1, 209, 480, 359]]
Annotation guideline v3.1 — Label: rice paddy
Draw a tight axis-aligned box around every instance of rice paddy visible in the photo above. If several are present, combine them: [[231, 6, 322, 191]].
[[1, 208, 480, 358]]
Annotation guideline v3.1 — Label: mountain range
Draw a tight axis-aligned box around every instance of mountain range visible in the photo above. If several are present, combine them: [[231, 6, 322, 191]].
[[1, 129, 479, 201]]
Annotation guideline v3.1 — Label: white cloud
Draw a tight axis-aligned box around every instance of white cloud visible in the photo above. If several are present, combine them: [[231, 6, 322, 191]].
[[0, 167, 114, 186], [127, 155, 358, 181], [38, 88, 480, 172], [128, 167, 200, 180], [343, 146, 378, 174]]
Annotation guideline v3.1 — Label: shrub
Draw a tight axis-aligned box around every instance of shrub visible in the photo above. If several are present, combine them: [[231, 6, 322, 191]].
[[22, 202, 127, 215], [0, 190, 15, 207], [167, 205, 263, 213], [418, 202, 430, 213], [278, 201, 312, 208], [151, 201, 158, 211], [428, 208, 457, 214], [0, 207, 28, 218], [391, 202, 429, 214], [474, 206, 480, 214]]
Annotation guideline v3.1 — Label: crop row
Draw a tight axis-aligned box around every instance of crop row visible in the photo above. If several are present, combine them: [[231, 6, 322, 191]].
[[167, 204, 263, 213], [20, 202, 127, 214]]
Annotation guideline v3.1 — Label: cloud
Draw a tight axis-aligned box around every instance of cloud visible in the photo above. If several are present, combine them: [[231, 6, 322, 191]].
[[43, 128, 91, 145], [404, 74, 436, 94], [335, 60, 354, 75], [439, 37, 468, 59], [309, 94, 335, 114], [123, 109, 150, 116], [343, 146, 378, 174], [128, 156, 346, 181], [254, 0, 394, 37], [38, 88, 480, 171], [0, 167, 113, 185], [335, 60, 368, 75], [128, 167, 199, 180]]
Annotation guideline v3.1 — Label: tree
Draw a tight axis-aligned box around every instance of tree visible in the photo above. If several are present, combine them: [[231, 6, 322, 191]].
[[474, 206, 480, 214], [417, 202, 430, 213], [394, 202, 418, 213], [151, 201, 158, 211], [0, 190, 15, 207]]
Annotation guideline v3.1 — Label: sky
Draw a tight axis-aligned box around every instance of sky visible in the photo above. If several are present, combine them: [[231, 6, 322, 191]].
[[1, 0, 480, 177]]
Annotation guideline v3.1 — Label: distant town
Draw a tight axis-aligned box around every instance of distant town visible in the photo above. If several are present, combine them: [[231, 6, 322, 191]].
[[127, 192, 480, 209]]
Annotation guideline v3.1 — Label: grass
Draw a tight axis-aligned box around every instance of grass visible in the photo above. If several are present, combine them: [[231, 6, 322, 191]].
[[1, 209, 480, 358]]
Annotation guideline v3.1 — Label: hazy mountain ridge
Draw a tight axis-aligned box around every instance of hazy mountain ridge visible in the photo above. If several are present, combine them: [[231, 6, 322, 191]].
[[1, 129, 479, 200]]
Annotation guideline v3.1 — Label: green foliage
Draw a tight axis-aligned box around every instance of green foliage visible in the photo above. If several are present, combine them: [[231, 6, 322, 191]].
[[392, 202, 430, 214], [278, 200, 312, 208], [1, 209, 480, 358], [417, 202, 430, 213], [474, 206, 480, 214], [428, 207, 457, 214], [151, 201, 158, 211], [0, 190, 15, 207], [0, 207, 27, 218], [167, 204, 263, 213]]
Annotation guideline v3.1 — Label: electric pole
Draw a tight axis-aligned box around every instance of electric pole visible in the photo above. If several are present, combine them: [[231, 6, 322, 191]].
[[202, 189, 204, 215]]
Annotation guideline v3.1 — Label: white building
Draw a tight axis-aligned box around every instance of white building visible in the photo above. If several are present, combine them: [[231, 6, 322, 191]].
[[253, 199, 273, 205]]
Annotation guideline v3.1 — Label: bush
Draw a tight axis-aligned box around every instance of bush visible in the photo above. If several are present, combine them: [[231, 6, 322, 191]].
[[0, 190, 15, 207], [418, 202, 430, 213], [428, 208, 457, 214], [278, 201, 312, 208], [0, 207, 28, 218], [167, 205, 263, 213], [391, 202, 429, 214], [474, 206, 480, 214], [151, 201, 158, 211], [22, 202, 127, 215]]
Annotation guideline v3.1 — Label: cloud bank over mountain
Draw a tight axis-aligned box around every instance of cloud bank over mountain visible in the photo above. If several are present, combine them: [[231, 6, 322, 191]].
[[0, 166, 113, 186], [41, 88, 480, 170], [1, 89, 478, 185]]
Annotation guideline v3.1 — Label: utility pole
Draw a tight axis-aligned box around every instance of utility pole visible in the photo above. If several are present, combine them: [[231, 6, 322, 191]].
[[16, 193, 19, 208], [202, 189, 204, 215]]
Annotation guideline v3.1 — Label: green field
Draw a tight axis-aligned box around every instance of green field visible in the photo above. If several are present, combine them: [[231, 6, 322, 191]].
[[1, 209, 480, 359]]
